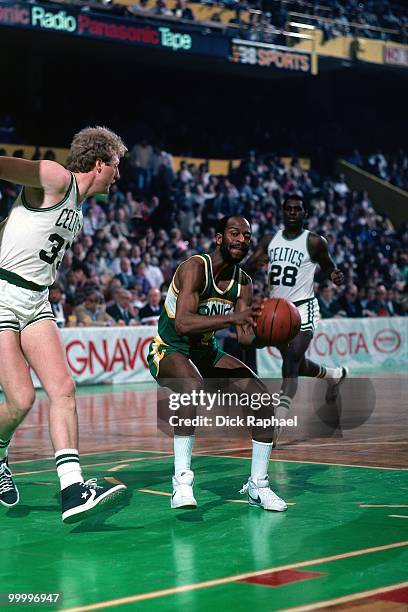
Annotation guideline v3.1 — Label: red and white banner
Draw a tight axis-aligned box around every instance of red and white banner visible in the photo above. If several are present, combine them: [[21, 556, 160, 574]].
[[257, 317, 407, 376], [27, 318, 406, 388], [32, 326, 156, 387]]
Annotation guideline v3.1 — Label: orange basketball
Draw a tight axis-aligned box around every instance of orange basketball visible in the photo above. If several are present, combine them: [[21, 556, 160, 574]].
[[255, 298, 301, 346]]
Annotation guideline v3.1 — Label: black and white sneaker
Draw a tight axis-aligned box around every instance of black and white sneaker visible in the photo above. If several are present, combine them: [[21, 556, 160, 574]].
[[240, 476, 287, 512], [61, 478, 126, 524], [0, 458, 19, 507], [325, 367, 348, 402]]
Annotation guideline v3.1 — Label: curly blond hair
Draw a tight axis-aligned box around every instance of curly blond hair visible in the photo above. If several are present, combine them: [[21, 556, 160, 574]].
[[66, 126, 127, 172]]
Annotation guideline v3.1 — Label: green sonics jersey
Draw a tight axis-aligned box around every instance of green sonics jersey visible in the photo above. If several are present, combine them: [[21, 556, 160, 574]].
[[157, 254, 244, 353]]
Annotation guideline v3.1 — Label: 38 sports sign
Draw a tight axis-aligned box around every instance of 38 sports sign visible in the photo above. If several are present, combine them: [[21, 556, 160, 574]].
[[231, 40, 311, 73]]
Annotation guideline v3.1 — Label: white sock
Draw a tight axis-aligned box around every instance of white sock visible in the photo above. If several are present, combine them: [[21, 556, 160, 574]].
[[250, 439, 272, 481], [55, 449, 84, 491], [0, 437, 10, 461], [174, 435, 194, 475], [321, 366, 343, 380]]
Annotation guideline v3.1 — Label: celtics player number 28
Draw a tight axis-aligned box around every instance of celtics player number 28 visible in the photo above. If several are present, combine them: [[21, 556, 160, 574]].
[[269, 264, 298, 287]]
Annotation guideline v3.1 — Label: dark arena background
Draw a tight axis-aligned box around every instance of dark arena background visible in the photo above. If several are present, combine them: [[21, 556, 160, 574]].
[[0, 0, 407, 610]]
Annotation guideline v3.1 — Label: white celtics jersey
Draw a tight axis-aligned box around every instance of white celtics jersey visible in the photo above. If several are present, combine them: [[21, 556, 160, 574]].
[[0, 174, 83, 287], [267, 229, 317, 302]]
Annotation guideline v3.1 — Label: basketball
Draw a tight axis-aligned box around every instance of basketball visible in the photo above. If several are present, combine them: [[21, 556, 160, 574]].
[[255, 298, 301, 346]]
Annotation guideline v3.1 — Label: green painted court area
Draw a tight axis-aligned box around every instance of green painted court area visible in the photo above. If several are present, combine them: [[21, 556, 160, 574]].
[[3, 451, 408, 611]]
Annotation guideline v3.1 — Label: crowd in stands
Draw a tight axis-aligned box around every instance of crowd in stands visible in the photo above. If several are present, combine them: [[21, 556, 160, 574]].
[[264, 0, 408, 43], [126, 0, 407, 43], [0, 143, 406, 329], [349, 148, 408, 191], [38, 0, 407, 44]]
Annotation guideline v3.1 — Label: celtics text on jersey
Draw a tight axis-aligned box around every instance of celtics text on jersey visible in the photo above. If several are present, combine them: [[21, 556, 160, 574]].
[[267, 229, 317, 303]]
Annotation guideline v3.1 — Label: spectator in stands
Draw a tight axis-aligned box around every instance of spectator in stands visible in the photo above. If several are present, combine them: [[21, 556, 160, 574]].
[[173, 0, 194, 20], [139, 288, 163, 324], [142, 253, 164, 289], [333, 173, 350, 198], [128, 0, 150, 15], [386, 288, 404, 316], [317, 283, 339, 318], [366, 284, 394, 316], [115, 256, 137, 289], [74, 291, 115, 327], [154, 0, 173, 18], [69, 262, 91, 306], [160, 255, 175, 285], [133, 263, 151, 296], [335, 283, 365, 318], [107, 289, 139, 325], [49, 283, 68, 328]]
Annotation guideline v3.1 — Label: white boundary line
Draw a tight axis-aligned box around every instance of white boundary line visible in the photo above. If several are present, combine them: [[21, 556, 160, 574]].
[[281, 580, 408, 611], [61, 542, 408, 611]]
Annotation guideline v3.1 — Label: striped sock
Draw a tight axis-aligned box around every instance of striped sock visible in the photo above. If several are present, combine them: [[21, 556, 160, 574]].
[[55, 449, 84, 491], [0, 437, 10, 461], [174, 435, 194, 475], [250, 440, 272, 481], [316, 365, 327, 379], [276, 394, 292, 418]]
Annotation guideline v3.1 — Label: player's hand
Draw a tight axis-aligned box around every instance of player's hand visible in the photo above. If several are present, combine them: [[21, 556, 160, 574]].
[[233, 304, 262, 327], [330, 268, 344, 286]]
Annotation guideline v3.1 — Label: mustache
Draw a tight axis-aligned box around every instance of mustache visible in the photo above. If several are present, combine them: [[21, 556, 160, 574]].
[[230, 243, 249, 250]]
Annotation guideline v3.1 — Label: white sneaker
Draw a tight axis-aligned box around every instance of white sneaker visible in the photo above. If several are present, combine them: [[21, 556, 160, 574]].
[[171, 470, 197, 509], [326, 367, 348, 402], [240, 476, 287, 512]]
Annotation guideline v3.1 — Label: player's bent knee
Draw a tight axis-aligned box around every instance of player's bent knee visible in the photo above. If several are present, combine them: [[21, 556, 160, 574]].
[[8, 389, 36, 419]]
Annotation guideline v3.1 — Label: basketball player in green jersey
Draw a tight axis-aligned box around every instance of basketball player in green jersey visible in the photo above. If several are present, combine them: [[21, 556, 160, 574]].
[[148, 215, 287, 512], [247, 195, 347, 443], [0, 127, 127, 523]]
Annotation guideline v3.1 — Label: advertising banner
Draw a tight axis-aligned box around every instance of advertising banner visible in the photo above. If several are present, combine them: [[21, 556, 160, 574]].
[[257, 317, 407, 376], [0, 1, 229, 57], [31, 326, 156, 387], [25, 317, 407, 388], [383, 45, 408, 67], [231, 39, 312, 73]]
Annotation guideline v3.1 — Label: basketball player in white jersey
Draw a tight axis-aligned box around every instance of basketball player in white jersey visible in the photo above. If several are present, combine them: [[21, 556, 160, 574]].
[[247, 195, 347, 442], [0, 126, 127, 523]]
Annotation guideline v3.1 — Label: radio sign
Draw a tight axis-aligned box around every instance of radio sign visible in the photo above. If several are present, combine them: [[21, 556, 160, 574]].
[[31, 6, 76, 32]]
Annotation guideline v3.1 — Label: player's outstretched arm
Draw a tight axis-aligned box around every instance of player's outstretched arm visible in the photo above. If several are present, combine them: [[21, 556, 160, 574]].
[[308, 233, 344, 286], [243, 234, 271, 274], [0, 157, 71, 194], [174, 260, 260, 336]]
